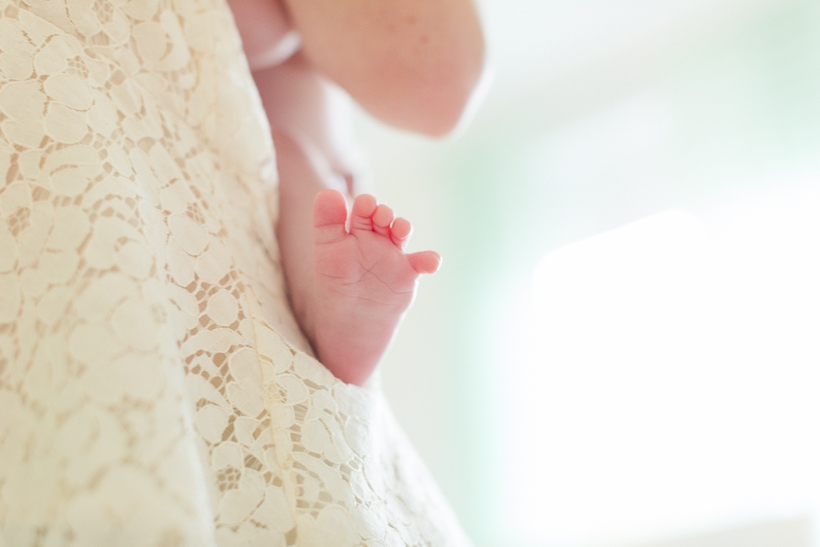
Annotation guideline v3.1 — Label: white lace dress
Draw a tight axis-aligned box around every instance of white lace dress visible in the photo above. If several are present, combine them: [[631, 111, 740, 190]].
[[0, 0, 471, 544]]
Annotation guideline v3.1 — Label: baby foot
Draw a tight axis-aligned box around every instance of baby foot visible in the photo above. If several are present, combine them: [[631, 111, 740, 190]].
[[308, 188, 441, 385]]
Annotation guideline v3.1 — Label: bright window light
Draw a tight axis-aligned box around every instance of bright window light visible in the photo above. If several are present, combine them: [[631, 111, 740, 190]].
[[501, 193, 820, 547]]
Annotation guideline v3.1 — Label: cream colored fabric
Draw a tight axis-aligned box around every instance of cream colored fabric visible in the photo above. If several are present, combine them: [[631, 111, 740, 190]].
[[0, 0, 471, 545]]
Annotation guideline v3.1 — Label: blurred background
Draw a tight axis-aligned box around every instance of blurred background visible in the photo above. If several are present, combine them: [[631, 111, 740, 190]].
[[352, 1, 820, 546]]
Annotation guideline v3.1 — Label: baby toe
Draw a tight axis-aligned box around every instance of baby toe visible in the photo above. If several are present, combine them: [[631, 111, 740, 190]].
[[407, 251, 442, 274], [372, 204, 393, 236], [351, 194, 378, 231], [390, 217, 413, 248]]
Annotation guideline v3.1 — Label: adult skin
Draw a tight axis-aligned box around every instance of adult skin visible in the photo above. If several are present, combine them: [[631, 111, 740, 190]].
[[232, 0, 487, 136]]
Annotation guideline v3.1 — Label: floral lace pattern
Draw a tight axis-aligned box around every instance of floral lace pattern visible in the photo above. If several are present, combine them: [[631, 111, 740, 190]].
[[0, 0, 471, 544]]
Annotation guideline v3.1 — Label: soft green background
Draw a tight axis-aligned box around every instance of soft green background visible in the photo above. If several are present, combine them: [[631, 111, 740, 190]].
[[354, 1, 820, 545]]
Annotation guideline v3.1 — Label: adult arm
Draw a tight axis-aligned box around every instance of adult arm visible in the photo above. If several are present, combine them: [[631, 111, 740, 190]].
[[281, 0, 488, 136]]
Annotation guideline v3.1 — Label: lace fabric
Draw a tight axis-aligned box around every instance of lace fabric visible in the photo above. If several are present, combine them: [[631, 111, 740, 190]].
[[0, 0, 471, 544]]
